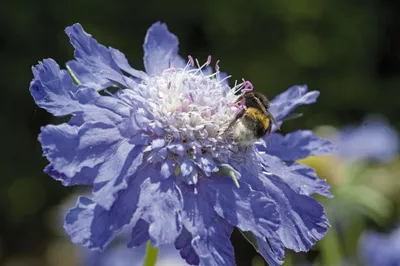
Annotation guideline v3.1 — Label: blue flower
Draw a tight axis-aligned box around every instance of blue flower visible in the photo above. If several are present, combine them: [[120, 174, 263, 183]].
[[81, 243, 187, 266], [334, 116, 399, 163], [359, 227, 400, 266], [30, 22, 335, 266]]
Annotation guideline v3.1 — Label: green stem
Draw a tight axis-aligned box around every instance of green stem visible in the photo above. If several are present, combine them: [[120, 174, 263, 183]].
[[143, 241, 159, 266], [319, 226, 343, 266]]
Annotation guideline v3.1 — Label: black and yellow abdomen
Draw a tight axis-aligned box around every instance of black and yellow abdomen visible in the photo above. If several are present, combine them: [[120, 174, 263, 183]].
[[241, 107, 270, 138]]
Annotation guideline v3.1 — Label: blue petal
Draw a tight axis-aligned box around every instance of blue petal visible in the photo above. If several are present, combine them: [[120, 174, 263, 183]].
[[44, 164, 99, 186], [256, 236, 284, 266], [65, 23, 128, 87], [359, 228, 400, 266], [66, 60, 113, 90], [64, 196, 95, 246], [30, 59, 80, 116], [65, 169, 151, 250], [143, 22, 186, 75], [199, 177, 280, 239], [109, 47, 148, 80], [39, 122, 123, 181], [217, 72, 230, 86], [128, 219, 150, 247], [194, 156, 219, 175], [151, 138, 166, 149], [168, 143, 186, 156], [260, 153, 332, 198], [260, 130, 336, 161], [160, 159, 175, 179], [180, 158, 194, 176], [269, 85, 319, 122], [239, 156, 330, 253], [270, 176, 329, 252], [180, 184, 236, 266], [147, 147, 168, 163], [92, 143, 144, 209], [191, 222, 236, 266], [175, 227, 200, 265], [136, 178, 183, 246], [336, 116, 399, 162]]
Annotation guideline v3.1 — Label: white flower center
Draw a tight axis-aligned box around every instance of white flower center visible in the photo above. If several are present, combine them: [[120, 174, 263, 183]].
[[141, 60, 248, 140]]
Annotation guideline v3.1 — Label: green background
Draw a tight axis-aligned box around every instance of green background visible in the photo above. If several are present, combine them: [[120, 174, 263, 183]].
[[1, 0, 399, 265]]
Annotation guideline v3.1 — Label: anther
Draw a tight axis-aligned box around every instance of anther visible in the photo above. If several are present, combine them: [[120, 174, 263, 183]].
[[188, 55, 195, 66], [215, 60, 220, 72], [241, 80, 254, 93], [206, 55, 212, 66]]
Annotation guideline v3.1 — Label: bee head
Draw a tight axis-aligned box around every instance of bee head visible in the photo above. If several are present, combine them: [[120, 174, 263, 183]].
[[242, 92, 270, 110]]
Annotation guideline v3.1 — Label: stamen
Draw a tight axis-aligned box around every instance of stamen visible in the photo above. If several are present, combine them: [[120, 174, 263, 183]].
[[188, 58, 213, 76], [188, 55, 195, 66], [168, 58, 172, 68], [239, 98, 247, 110], [205, 72, 220, 79], [164, 68, 175, 72], [231, 80, 245, 95], [215, 60, 220, 72], [206, 55, 212, 66], [168, 81, 171, 89], [218, 74, 231, 84], [230, 103, 242, 110], [241, 80, 254, 93], [189, 93, 194, 103]]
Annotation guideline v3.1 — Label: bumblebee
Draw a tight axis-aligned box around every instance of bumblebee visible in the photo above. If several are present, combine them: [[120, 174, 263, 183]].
[[224, 92, 279, 146]]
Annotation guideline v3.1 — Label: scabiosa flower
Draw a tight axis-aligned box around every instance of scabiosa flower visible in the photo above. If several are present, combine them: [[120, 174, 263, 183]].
[[30, 22, 335, 265], [359, 227, 400, 266], [334, 115, 399, 163]]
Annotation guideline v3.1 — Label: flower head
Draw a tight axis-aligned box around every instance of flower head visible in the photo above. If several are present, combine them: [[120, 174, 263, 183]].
[[334, 115, 399, 163], [30, 22, 335, 266]]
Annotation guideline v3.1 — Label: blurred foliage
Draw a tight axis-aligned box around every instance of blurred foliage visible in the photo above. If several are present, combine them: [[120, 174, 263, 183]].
[[1, 0, 400, 265]]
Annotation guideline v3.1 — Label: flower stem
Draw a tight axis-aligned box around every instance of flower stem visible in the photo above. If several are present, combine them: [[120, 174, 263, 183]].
[[143, 241, 159, 266], [319, 226, 343, 266]]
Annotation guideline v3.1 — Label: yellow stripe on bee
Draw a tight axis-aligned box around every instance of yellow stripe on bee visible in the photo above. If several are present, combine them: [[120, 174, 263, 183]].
[[246, 107, 270, 130]]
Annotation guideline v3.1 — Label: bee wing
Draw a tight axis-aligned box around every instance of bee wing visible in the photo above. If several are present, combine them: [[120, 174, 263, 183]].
[[269, 113, 303, 133], [265, 109, 280, 132], [282, 113, 303, 122]]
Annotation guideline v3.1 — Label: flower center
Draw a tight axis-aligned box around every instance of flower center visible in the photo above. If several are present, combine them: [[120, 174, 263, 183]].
[[143, 57, 250, 140]]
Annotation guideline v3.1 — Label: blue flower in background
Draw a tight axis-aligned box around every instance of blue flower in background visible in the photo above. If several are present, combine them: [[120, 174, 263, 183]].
[[359, 227, 400, 266], [81, 243, 187, 266], [335, 116, 399, 162], [30, 22, 335, 265]]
